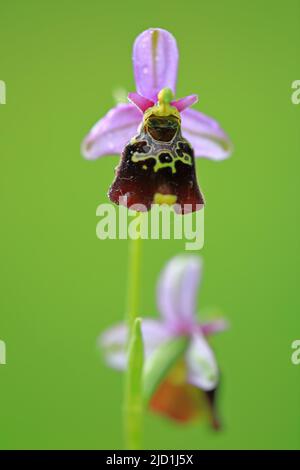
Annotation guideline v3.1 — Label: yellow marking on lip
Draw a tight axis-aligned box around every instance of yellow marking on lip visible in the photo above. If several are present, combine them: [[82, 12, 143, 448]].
[[154, 193, 177, 206], [131, 146, 192, 174]]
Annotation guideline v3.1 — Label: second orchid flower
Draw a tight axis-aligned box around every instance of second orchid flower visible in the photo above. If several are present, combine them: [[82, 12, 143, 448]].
[[101, 255, 228, 427]]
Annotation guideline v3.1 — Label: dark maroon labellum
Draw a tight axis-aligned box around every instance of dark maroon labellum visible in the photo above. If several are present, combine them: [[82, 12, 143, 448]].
[[109, 115, 204, 214]]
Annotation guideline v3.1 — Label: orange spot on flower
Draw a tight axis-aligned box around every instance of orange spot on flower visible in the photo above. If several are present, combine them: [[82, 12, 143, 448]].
[[149, 361, 216, 425], [150, 379, 203, 423]]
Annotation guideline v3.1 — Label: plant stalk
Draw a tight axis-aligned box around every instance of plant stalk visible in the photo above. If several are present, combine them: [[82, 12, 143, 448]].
[[123, 215, 144, 449]]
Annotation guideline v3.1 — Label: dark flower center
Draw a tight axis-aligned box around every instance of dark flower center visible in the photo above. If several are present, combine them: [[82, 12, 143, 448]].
[[146, 116, 179, 142]]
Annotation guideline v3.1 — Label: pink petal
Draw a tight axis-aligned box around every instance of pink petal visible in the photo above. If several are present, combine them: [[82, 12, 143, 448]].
[[181, 108, 233, 160], [99, 319, 169, 370], [200, 319, 229, 336], [172, 94, 198, 112], [100, 323, 127, 370], [81, 103, 142, 160], [186, 332, 219, 391], [141, 319, 170, 355], [157, 255, 203, 328], [128, 92, 154, 112], [133, 28, 178, 102]]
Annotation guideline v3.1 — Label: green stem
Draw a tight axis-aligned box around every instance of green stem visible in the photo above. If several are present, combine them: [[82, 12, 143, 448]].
[[127, 233, 142, 331], [124, 317, 144, 450], [123, 220, 144, 449]]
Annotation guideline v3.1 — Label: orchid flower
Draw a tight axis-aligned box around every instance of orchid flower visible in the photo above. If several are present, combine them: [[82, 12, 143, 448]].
[[82, 28, 232, 213], [100, 255, 227, 427]]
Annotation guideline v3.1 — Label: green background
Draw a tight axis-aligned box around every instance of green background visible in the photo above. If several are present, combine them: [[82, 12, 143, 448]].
[[0, 0, 299, 450]]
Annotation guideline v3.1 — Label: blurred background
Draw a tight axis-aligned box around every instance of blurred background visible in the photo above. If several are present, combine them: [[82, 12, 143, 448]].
[[0, 0, 299, 450]]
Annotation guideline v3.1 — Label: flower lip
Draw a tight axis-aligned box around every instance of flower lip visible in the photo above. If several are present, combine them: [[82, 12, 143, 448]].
[[149, 361, 219, 425], [108, 121, 205, 213]]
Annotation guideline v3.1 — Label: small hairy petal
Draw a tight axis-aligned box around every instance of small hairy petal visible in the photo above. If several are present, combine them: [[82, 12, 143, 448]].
[[128, 92, 154, 112], [157, 255, 203, 328], [186, 332, 219, 391], [99, 319, 169, 370], [133, 28, 179, 102], [81, 103, 142, 159], [172, 94, 198, 112], [181, 108, 233, 160]]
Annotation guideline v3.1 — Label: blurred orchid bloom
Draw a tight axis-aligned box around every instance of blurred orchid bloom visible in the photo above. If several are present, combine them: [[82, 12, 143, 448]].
[[100, 255, 228, 427], [82, 28, 232, 212]]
